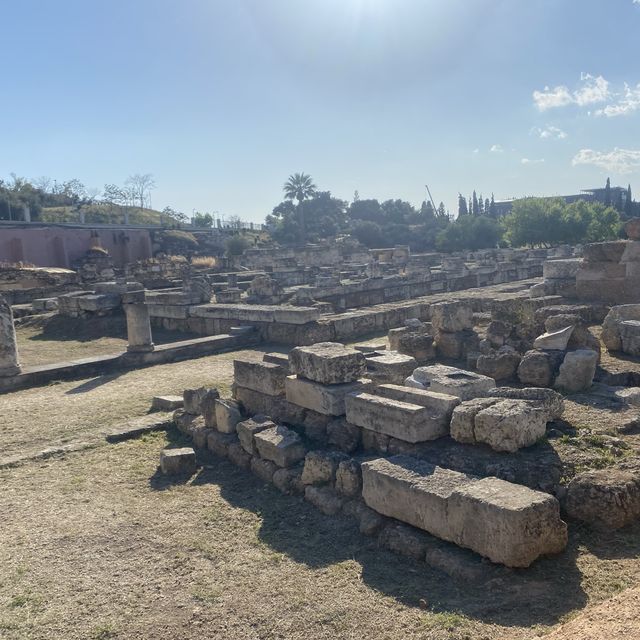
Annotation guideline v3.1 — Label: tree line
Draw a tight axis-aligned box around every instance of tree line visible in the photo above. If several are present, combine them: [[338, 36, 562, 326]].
[[267, 173, 629, 252]]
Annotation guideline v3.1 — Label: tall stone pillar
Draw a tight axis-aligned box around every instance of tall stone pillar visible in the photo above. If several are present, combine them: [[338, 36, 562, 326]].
[[0, 296, 21, 376], [122, 291, 154, 353]]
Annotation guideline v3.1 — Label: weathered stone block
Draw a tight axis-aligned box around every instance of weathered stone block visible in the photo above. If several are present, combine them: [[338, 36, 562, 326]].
[[183, 387, 219, 415], [250, 457, 277, 483], [285, 375, 366, 416], [207, 431, 237, 457], [543, 258, 581, 279], [254, 425, 306, 467], [326, 418, 361, 453], [582, 241, 628, 263], [346, 392, 446, 443], [435, 329, 479, 360], [366, 352, 417, 384], [272, 464, 305, 495], [233, 359, 286, 396], [214, 398, 243, 434], [410, 364, 495, 400], [237, 416, 276, 455], [151, 395, 184, 412], [620, 320, 640, 356], [301, 450, 348, 486], [447, 477, 567, 567], [262, 352, 290, 368], [517, 350, 564, 387], [449, 398, 501, 444], [227, 441, 252, 469], [335, 459, 362, 497], [430, 301, 473, 333], [397, 332, 435, 362], [304, 485, 344, 515], [473, 399, 548, 452], [160, 447, 197, 475], [554, 349, 598, 392], [486, 386, 564, 420], [289, 342, 366, 384], [476, 350, 521, 382]]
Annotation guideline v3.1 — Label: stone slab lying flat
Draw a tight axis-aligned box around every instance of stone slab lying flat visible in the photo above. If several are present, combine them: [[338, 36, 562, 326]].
[[289, 342, 366, 385], [362, 455, 567, 567], [345, 392, 446, 443], [409, 364, 495, 400], [285, 375, 367, 416], [151, 395, 184, 412], [254, 425, 306, 468], [233, 359, 286, 396]]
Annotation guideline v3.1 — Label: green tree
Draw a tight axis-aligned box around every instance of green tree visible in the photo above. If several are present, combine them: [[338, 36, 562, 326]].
[[436, 215, 501, 251], [604, 177, 611, 207], [193, 212, 213, 227], [457, 194, 468, 217], [283, 172, 317, 243], [472, 190, 479, 215], [225, 234, 250, 256], [625, 184, 633, 218]]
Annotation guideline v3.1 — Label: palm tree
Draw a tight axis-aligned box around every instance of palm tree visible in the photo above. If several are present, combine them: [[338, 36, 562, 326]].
[[283, 172, 316, 243]]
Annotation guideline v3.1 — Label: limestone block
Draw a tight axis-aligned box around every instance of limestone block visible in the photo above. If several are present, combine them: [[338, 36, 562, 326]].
[[160, 447, 196, 475], [262, 352, 290, 369], [582, 241, 628, 263], [430, 301, 473, 332], [354, 342, 386, 353], [388, 326, 410, 351], [236, 416, 276, 455], [207, 431, 237, 457], [285, 375, 366, 416], [362, 456, 567, 568], [476, 350, 521, 382], [78, 293, 121, 311], [272, 464, 305, 495], [254, 425, 306, 468], [173, 410, 204, 437], [565, 468, 640, 529], [301, 450, 348, 486], [250, 457, 277, 484], [449, 398, 501, 444], [193, 427, 213, 449], [533, 325, 575, 350], [183, 387, 219, 415], [473, 399, 548, 452], [227, 441, 252, 469], [151, 395, 184, 412], [447, 477, 567, 567], [335, 459, 362, 497], [601, 304, 640, 352], [410, 364, 495, 400], [361, 456, 474, 542], [304, 485, 344, 515], [554, 350, 598, 392], [372, 383, 460, 435], [326, 418, 361, 453], [214, 398, 243, 433], [619, 320, 640, 356], [543, 258, 581, 279], [233, 359, 286, 396], [624, 218, 640, 240], [233, 386, 290, 422], [342, 499, 386, 535], [486, 386, 564, 420], [620, 240, 640, 263], [517, 350, 564, 388], [365, 352, 417, 384], [396, 332, 435, 362], [378, 523, 428, 560], [435, 329, 479, 360], [345, 392, 447, 443], [289, 342, 366, 384]]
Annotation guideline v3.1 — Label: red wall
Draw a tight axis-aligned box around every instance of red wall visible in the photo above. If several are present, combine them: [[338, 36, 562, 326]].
[[0, 226, 153, 268]]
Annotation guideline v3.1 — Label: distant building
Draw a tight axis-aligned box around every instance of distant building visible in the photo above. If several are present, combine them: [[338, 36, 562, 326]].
[[493, 186, 629, 216]]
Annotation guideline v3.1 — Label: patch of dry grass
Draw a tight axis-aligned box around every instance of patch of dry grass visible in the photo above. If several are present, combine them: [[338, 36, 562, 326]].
[[0, 433, 639, 640]]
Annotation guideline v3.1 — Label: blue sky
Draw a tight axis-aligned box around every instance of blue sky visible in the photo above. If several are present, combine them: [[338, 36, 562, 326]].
[[2, 0, 640, 221]]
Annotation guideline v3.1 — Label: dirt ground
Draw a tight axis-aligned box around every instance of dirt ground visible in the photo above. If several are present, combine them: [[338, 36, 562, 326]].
[[2, 326, 640, 639]]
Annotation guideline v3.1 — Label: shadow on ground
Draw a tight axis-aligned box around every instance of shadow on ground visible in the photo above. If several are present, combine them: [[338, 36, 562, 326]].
[[148, 444, 593, 630]]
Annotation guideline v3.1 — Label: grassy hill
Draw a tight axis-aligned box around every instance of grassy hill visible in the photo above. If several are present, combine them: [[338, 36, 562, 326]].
[[40, 203, 175, 226]]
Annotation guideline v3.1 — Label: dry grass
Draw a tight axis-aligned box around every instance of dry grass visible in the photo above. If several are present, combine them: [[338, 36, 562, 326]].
[[1, 432, 640, 640], [191, 256, 217, 268], [0, 346, 275, 461]]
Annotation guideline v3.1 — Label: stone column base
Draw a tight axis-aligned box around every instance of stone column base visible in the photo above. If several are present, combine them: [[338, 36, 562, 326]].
[[127, 344, 155, 353], [0, 365, 22, 377]]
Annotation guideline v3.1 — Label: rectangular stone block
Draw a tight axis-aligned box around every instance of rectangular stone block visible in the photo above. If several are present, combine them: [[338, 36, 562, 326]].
[[237, 416, 276, 455], [214, 398, 242, 434], [285, 375, 367, 416], [345, 392, 446, 443], [447, 477, 567, 567], [151, 395, 184, 412], [289, 342, 366, 384], [160, 447, 197, 475], [254, 425, 306, 467], [366, 352, 417, 384], [233, 359, 286, 396], [361, 455, 474, 542], [262, 352, 290, 369]]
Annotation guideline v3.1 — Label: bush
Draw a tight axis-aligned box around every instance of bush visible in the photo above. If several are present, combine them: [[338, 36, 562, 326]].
[[225, 235, 250, 256]]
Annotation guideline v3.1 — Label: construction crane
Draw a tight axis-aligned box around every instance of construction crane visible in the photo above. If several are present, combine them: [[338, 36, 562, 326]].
[[425, 184, 438, 214]]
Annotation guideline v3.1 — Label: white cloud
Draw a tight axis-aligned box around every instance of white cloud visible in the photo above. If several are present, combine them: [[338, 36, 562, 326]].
[[533, 73, 610, 110], [521, 158, 545, 165], [533, 125, 568, 139], [574, 73, 610, 106], [572, 148, 640, 174], [533, 85, 573, 111], [472, 148, 480, 154], [489, 144, 504, 153], [595, 83, 640, 117]]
